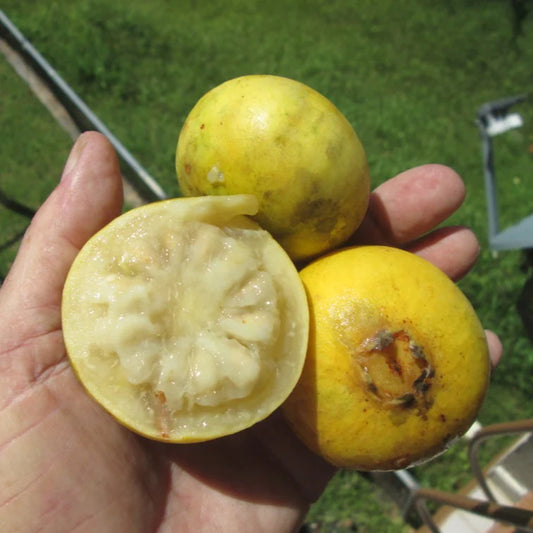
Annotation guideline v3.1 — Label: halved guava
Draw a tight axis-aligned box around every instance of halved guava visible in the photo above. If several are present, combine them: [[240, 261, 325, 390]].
[[62, 195, 309, 442]]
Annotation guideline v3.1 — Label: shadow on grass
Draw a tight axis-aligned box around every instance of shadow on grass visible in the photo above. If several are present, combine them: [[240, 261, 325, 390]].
[[0, 188, 36, 219], [0, 188, 36, 282], [517, 249, 533, 344]]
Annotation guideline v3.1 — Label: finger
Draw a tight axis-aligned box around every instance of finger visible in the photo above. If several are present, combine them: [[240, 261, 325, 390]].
[[485, 330, 503, 369], [405, 226, 480, 281], [0, 132, 123, 350], [407, 229, 502, 369], [353, 164, 466, 247]]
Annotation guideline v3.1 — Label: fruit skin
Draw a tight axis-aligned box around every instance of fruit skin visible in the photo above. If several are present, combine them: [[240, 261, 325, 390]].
[[282, 245, 490, 471], [176, 75, 370, 262]]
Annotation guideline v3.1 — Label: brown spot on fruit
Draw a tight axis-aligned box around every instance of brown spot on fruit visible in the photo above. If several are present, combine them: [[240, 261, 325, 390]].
[[154, 390, 171, 439], [355, 328, 434, 412]]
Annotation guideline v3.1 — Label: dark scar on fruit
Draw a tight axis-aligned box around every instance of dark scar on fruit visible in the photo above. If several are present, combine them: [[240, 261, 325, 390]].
[[413, 366, 434, 392], [357, 329, 434, 412]]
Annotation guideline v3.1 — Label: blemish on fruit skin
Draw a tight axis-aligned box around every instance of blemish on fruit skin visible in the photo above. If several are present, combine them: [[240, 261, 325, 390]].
[[392, 455, 412, 470], [391, 393, 415, 407], [291, 196, 340, 233], [361, 330, 394, 352], [207, 165, 225, 184], [154, 390, 171, 439], [410, 341, 426, 360], [367, 382, 378, 395], [413, 367, 434, 392], [356, 328, 434, 412]]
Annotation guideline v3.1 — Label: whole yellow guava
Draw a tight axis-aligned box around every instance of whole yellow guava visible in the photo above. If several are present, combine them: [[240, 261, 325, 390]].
[[176, 75, 370, 262], [282, 245, 490, 470]]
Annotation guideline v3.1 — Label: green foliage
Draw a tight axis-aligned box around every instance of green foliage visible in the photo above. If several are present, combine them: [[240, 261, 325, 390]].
[[5, 0, 531, 192], [306, 470, 410, 533], [1, 0, 533, 528], [0, 58, 71, 275]]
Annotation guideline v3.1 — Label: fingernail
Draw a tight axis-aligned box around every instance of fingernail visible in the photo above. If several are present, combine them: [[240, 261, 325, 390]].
[[61, 134, 88, 181]]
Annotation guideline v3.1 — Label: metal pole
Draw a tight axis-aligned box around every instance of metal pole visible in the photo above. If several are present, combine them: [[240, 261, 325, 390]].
[[414, 488, 533, 532], [468, 419, 533, 503], [479, 128, 499, 246]]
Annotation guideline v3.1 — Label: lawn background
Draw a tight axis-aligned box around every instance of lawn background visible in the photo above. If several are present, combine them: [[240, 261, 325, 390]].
[[1, 1, 532, 531]]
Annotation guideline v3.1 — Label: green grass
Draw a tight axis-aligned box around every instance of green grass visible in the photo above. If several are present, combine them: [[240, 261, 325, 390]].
[[306, 471, 411, 532], [0, 57, 72, 275], [2, 1, 533, 529]]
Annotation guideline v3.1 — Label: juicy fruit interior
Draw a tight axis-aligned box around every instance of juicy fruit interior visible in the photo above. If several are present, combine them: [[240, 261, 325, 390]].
[[62, 196, 308, 442], [99, 221, 279, 411]]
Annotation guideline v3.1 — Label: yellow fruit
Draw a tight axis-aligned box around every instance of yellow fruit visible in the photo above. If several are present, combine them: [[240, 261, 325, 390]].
[[282, 245, 490, 470], [62, 195, 309, 442], [176, 75, 370, 262]]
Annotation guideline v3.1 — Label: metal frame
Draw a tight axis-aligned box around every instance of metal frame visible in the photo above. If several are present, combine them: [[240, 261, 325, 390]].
[[413, 420, 533, 532], [414, 486, 533, 533], [476, 94, 531, 251]]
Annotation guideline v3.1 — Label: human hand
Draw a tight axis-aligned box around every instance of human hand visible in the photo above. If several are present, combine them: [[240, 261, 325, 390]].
[[0, 132, 502, 532]]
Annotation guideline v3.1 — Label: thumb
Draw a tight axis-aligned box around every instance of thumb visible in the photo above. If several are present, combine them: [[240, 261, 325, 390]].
[[0, 132, 124, 354]]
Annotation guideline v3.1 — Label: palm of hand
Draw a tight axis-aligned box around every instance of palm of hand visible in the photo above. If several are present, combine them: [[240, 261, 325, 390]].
[[0, 133, 500, 533]]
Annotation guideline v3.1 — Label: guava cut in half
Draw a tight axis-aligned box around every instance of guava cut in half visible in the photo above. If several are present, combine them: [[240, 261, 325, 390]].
[[62, 195, 309, 442]]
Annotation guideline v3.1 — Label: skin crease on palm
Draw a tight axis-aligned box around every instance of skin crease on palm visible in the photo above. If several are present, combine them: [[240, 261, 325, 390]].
[[0, 132, 502, 533]]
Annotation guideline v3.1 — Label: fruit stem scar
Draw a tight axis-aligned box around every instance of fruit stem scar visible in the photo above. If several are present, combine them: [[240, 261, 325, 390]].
[[391, 393, 415, 407], [413, 366, 434, 392], [356, 329, 434, 411], [410, 341, 426, 360], [360, 329, 394, 351]]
